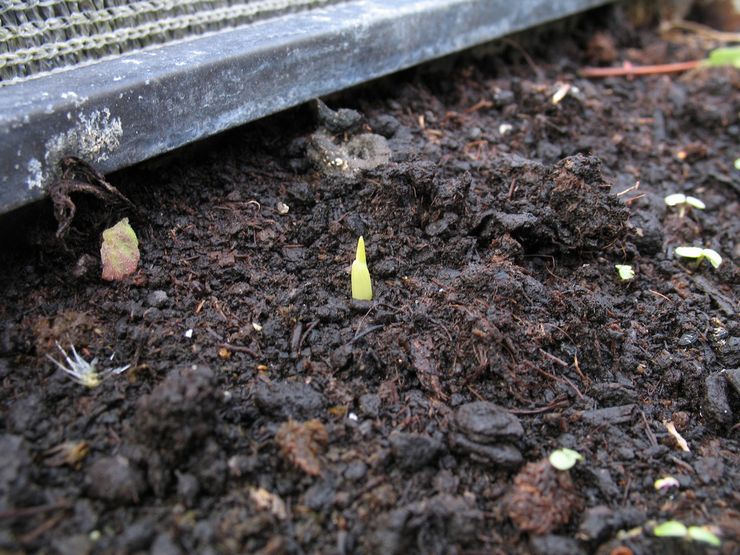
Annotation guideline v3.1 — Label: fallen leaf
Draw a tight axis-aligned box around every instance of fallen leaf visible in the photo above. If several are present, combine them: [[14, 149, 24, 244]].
[[275, 419, 328, 476], [100, 218, 140, 281]]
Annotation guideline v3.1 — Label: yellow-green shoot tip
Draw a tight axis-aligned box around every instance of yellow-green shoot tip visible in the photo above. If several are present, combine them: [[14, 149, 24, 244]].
[[355, 236, 366, 264], [351, 237, 372, 301]]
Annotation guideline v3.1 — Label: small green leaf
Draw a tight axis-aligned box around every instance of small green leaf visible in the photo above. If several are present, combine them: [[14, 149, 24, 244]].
[[615, 264, 635, 281], [664, 193, 705, 209], [687, 526, 721, 547], [734, 158, 740, 171], [684, 196, 705, 210], [705, 46, 740, 69], [702, 249, 722, 269], [100, 218, 140, 281], [674, 246, 704, 259], [664, 193, 686, 206], [548, 448, 583, 470], [653, 520, 688, 538]]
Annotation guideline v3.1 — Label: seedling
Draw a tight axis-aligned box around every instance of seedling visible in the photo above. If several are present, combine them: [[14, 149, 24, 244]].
[[615, 264, 635, 281], [47, 342, 130, 388], [351, 236, 373, 301], [654, 476, 680, 491], [653, 520, 721, 547], [664, 193, 705, 218], [734, 158, 740, 171], [580, 45, 740, 78], [548, 448, 583, 470], [674, 246, 722, 269], [705, 45, 740, 69]]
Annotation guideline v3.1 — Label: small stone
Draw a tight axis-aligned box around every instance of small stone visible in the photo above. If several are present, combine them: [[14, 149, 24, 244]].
[[344, 460, 367, 481], [454, 402, 524, 443], [389, 431, 444, 470], [724, 368, 740, 396], [176, 472, 200, 507], [370, 114, 400, 138], [449, 434, 523, 468], [146, 290, 168, 308], [694, 456, 724, 484], [703, 373, 732, 427], [586, 468, 620, 499], [358, 393, 381, 418], [577, 505, 615, 542], [678, 332, 698, 346], [254, 381, 326, 419], [304, 478, 335, 511], [117, 517, 157, 552], [86, 456, 146, 504]]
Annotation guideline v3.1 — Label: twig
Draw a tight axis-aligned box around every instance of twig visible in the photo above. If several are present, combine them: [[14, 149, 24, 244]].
[[616, 180, 640, 196], [649, 289, 672, 303], [539, 349, 569, 367], [669, 455, 695, 474], [298, 320, 319, 353], [579, 60, 700, 78], [639, 410, 658, 447], [18, 513, 66, 545], [526, 361, 584, 400], [621, 476, 632, 506], [664, 20, 740, 43], [0, 501, 72, 520], [509, 397, 570, 414], [219, 343, 259, 357], [351, 324, 385, 344], [502, 38, 543, 79]]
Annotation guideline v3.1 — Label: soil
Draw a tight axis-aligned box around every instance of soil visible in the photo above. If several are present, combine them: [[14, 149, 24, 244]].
[[1, 5, 738, 555]]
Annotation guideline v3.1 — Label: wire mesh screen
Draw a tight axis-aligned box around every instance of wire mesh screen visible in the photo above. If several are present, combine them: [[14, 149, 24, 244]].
[[0, 0, 341, 85]]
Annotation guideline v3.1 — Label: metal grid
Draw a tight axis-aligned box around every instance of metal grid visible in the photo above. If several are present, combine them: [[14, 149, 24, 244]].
[[0, 0, 340, 84]]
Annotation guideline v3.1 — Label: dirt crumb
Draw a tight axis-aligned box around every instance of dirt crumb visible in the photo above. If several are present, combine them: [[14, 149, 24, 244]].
[[275, 419, 328, 476]]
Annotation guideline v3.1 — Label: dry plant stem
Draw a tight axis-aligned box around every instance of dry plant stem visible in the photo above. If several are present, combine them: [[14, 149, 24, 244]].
[[580, 60, 700, 78], [0, 501, 72, 520], [664, 20, 740, 43]]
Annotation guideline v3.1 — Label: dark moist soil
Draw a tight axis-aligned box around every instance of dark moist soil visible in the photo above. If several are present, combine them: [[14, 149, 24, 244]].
[[1, 6, 739, 555]]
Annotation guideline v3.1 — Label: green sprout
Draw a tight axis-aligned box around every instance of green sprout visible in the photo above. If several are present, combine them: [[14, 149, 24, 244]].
[[548, 448, 583, 470], [351, 236, 373, 301], [674, 246, 722, 269], [704, 46, 740, 69], [653, 520, 687, 538], [664, 193, 705, 212], [654, 476, 679, 491], [734, 158, 740, 171], [687, 526, 722, 547], [615, 264, 635, 281], [653, 520, 721, 547]]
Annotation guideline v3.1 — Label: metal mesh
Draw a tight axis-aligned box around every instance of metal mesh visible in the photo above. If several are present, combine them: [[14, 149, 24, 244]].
[[0, 0, 341, 85]]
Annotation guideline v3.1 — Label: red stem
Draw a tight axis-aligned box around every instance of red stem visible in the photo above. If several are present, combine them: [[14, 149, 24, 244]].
[[580, 60, 701, 78]]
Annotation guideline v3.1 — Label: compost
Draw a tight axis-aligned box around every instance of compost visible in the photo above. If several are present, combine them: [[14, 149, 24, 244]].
[[0, 5, 738, 554]]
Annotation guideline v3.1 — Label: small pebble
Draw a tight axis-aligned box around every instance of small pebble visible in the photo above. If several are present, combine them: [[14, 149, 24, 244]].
[[146, 290, 168, 308], [86, 456, 146, 504]]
